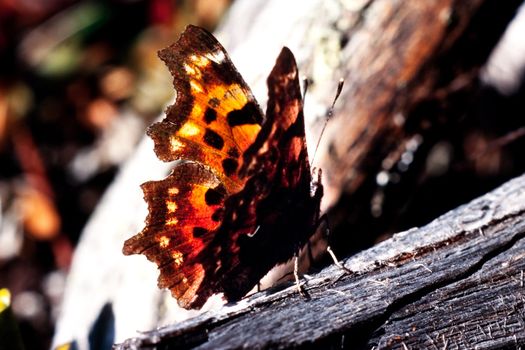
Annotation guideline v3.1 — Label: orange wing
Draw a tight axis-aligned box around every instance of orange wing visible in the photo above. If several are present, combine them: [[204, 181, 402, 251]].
[[149, 25, 264, 192], [123, 25, 264, 307], [123, 27, 323, 309], [123, 162, 227, 307], [202, 47, 323, 303]]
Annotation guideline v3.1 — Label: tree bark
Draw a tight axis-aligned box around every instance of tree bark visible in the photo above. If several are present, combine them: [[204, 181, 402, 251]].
[[319, 0, 521, 204], [310, 0, 524, 256]]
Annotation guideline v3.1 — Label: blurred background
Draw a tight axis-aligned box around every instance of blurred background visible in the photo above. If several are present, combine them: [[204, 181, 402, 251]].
[[1, 0, 525, 349], [0, 1, 230, 349]]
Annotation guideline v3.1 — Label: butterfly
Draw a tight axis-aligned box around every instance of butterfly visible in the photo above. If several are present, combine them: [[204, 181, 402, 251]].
[[122, 25, 323, 309]]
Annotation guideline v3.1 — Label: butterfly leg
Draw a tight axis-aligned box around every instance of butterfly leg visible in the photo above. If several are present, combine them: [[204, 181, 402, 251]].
[[317, 214, 352, 274], [293, 252, 307, 298], [326, 244, 352, 274]]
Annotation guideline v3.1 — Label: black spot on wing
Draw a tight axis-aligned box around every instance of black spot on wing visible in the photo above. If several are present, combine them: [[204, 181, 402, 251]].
[[203, 128, 224, 150], [204, 108, 217, 124], [227, 102, 262, 127], [222, 158, 238, 177], [193, 227, 208, 238], [205, 187, 226, 206]]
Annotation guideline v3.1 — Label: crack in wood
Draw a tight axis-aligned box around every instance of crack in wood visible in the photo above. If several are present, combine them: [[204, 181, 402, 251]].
[[364, 212, 525, 349]]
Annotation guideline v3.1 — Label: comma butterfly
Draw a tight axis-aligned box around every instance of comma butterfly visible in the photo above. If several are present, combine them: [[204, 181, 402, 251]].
[[122, 25, 323, 309]]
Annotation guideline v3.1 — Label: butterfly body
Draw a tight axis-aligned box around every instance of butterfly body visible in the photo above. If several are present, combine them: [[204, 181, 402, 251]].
[[123, 25, 322, 309]]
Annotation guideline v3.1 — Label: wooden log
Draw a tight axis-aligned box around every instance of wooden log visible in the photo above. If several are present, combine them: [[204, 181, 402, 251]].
[[314, 0, 524, 255], [319, 0, 522, 198], [116, 173, 525, 349]]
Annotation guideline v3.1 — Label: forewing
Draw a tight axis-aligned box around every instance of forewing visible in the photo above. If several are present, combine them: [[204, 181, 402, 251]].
[[150, 25, 264, 191], [241, 47, 312, 188], [193, 48, 320, 303]]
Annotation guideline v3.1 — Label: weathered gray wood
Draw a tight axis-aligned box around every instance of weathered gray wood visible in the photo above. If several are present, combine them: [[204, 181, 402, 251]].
[[369, 228, 525, 349], [116, 173, 525, 349]]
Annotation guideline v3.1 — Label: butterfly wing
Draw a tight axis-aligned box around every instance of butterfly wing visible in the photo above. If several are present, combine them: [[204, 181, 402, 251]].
[[150, 25, 264, 191], [123, 162, 227, 307], [123, 25, 264, 308], [123, 26, 322, 309], [193, 47, 323, 304]]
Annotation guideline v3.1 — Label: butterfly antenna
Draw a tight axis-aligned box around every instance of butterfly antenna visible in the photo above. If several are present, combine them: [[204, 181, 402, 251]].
[[302, 77, 309, 103], [311, 78, 344, 167]]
